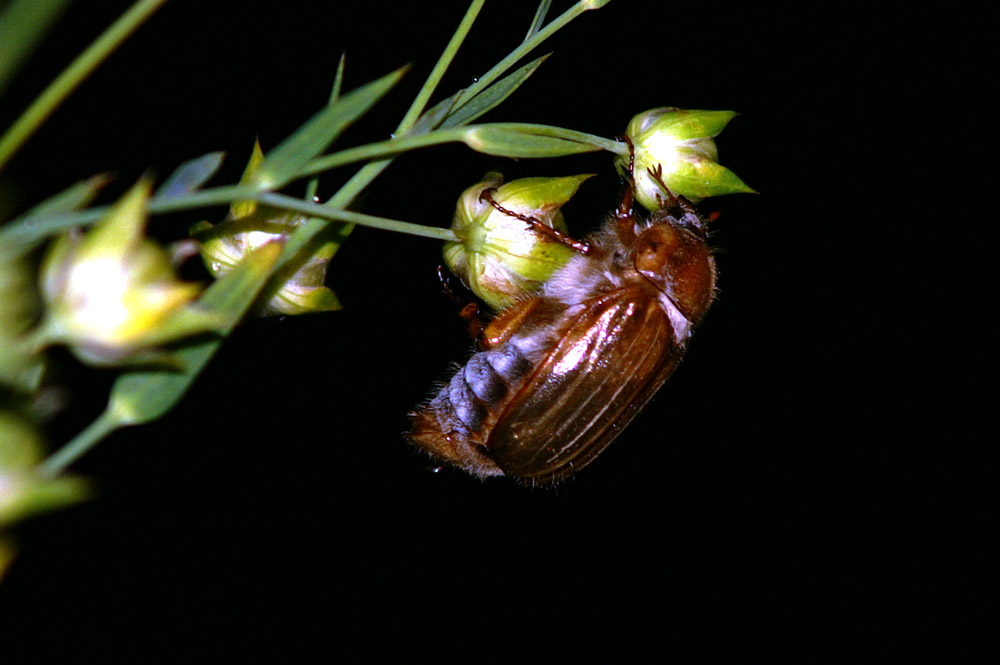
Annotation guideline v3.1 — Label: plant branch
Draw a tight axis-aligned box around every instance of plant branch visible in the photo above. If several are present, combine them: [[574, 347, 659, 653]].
[[37, 410, 120, 479], [396, 0, 485, 135], [0, 0, 169, 172]]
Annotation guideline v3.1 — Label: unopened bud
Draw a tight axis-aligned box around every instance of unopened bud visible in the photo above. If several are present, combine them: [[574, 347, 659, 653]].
[[617, 107, 754, 209], [444, 172, 592, 310]]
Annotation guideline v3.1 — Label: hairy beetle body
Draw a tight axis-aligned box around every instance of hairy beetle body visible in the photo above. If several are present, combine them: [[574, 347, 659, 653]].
[[410, 195, 716, 485]]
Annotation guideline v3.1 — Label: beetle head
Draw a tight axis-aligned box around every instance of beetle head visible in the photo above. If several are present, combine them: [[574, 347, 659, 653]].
[[634, 211, 716, 323]]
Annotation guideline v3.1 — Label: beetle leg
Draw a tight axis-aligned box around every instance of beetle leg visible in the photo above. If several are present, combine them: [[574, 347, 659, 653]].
[[614, 180, 638, 247], [645, 166, 716, 236], [612, 135, 639, 245], [437, 265, 488, 344], [646, 163, 682, 209], [482, 298, 540, 349], [479, 188, 591, 255]]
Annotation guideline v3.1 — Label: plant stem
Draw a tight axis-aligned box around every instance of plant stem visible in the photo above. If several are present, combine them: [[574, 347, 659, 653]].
[[256, 193, 459, 242], [0, 0, 168, 172], [37, 409, 120, 479], [396, 0, 485, 135], [1, 186, 459, 249], [0, 0, 74, 95], [461, 0, 602, 104], [318, 1, 487, 218], [303, 128, 470, 176]]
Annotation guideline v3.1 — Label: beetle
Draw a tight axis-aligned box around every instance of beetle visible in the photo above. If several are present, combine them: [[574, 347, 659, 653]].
[[408, 166, 717, 485]]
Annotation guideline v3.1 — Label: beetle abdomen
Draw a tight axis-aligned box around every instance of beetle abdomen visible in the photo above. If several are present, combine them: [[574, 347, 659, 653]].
[[409, 342, 534, 477]]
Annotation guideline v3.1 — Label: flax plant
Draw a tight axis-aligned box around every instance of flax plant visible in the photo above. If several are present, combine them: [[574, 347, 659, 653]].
[[0, 0, 751, 580], [0, 0, 620, 579]]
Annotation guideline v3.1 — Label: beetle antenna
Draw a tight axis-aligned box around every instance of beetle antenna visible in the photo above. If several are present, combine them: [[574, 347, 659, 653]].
[[478, 188, 590, 254]]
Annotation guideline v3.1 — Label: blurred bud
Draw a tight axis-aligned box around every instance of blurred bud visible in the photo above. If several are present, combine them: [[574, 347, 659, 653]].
[[1, 410, 89, 580], [0, 249, 44, 391], [0, 411, 89, 530], [191, 141, 341, 316], [444, 172, 592, 310], [616, 108, 754, 209], [38, 181, 223, 366]]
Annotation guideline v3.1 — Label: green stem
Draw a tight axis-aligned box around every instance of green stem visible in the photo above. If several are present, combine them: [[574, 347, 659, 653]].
[[37, 409, 121, 479], [256, 193, 459, 241], [319, 1, 488, 212], [0, 0, 169, 172], [396, 0, 485, 135], [2, 185, 458, 248], [461, 0, 602, 104], [303, 128, 468, 176]]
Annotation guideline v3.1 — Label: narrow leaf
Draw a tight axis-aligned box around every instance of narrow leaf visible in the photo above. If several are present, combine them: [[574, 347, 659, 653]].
[[463, 125, 602, 158], [330, 52, 346, 104], [255, 65, 409, 190], [441, 55, 549, 129], [524, 0, 552, 41], [411, 90, 463, 135], [155, 152, 225, 200], [106, 243, 282, 426], [2, 174, 111, 256], [24, 174, 111, 217]]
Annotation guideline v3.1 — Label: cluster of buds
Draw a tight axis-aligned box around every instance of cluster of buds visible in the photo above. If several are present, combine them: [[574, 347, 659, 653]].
[[443, 107, 752, 308], [191, 142, 341, 316]]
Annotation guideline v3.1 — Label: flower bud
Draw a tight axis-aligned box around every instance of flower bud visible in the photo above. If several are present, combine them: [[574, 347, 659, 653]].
[[0, 411, 88, 530], [444, 172, 592, 310], [191, 142, 341, 316], [1, 410, 89, 580], [38, 181, 222, 366], [616, 108, 754, 209]]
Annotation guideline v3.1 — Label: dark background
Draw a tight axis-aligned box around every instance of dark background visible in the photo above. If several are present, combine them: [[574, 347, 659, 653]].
[[0, 0, 989, 660]]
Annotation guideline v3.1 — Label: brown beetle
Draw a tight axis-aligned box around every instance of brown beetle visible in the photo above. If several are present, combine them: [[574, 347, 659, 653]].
[[409, 171, 717, 485]]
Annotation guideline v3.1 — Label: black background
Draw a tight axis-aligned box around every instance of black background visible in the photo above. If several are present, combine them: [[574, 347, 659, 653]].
[[0, 0, 990, 661]]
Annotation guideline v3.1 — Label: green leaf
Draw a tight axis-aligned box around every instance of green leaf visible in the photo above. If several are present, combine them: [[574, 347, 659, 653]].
[[463, 124, 604, 158], [155, 152, 225, 200], [105, 243, 282, 426], [524, 1, 552, 41], [411, 90, 463, 135], [254, 65, 409, 190], [24, 174, 111, 218], [1, 174, 111, 256], [441, 54, 549, 129], [329, 51, 346, 104]]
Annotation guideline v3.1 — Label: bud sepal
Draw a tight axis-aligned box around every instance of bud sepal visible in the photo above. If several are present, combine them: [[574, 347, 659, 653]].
[[444, 172, 592, 310]]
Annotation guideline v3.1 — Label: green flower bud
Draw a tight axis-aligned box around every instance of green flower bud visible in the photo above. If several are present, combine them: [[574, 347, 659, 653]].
[[38, 181, 223, 366], [444, 172, 592, 310], [616, 108, 754, 209], [0, 411, 89, 531], [191, 142, 342, 316]]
